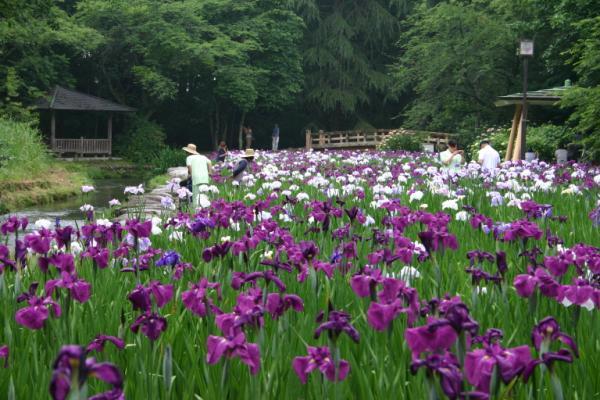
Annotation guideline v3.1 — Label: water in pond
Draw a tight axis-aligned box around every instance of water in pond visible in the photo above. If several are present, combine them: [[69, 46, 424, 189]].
[[0, 178, 143, 236]]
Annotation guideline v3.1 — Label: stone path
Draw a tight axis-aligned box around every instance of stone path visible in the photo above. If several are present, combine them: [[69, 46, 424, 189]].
[[117, 167, 188, 218]]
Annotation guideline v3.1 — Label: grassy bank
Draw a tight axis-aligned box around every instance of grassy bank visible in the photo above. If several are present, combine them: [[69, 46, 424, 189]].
[[0, 118, 145, 213]]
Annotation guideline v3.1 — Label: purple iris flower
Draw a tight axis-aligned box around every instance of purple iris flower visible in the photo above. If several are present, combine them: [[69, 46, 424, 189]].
[[231, 270, 287, 292], [49, 345, 123, 400], [86, 335, 125, 353], [465, 267, 501, 286], [0, 244, 16, 272], [367, 248, 402, 266], [314, 310, 360, 343], [188, 216, 215, 237], [410, 352, 463, 399], [45, 272, 92, 303], [465, 340, 531, 394], [15, 283, 62, 330], [503, 220, 543, 242], [522, 349, 575, 382], [467, 250, 495, 266], [557, 278, 596, 310], [48, 253, 76, 274], [128, 281, 173, 311], [81, 246, 110, 269], [24, 230, 52, 254], [52, 226, 73, 249], [418, 228, 458, 254], [444, 302, 479, 335], [0, 216, 28, 235], [155, 250, 181, 267], [206, 332, 261, 375], [131, 311, 168, 341], [520, 200, 553, 220], [182, 278, 223, 317], [265, 293, 304, 319], [470, 213, 493, 230], [531, 317, 578, 356], [202, 242, 233, 262], [125, 219, 152, 238], [293, 346, 350, 384], [350, 266, 383, 298], [405, 318, 457, 359], [367, 278, 419, 330], [544, 251, 575, 277]]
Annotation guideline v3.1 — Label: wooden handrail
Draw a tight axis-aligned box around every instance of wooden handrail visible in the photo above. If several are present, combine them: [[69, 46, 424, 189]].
[[304, 128, 453, 150]]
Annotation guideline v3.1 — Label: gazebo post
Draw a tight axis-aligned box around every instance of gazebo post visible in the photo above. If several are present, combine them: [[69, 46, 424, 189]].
[[505, 105, 522, 161], [512, 112, 525, 162], [107, 113, 113, 156], [51, 111, 56, 151]]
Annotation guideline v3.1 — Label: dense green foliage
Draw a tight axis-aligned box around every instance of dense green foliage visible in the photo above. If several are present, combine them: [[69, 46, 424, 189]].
[[0, 118, 51, 180], [1, 0, 599, 158], [378, 131, 424, 152]]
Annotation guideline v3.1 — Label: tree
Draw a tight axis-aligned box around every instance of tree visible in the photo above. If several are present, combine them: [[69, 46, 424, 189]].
[[291, 0, 411, 130], [390, 2, 516, 133], [0, 0, 99, 120]]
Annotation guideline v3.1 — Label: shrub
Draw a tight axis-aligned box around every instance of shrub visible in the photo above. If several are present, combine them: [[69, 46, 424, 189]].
[[468, 124, 577, 162], [114, 116, 167, 163], [378, 129, 424, 151], [148, 147, 187, 175], [0, 117, 51, 180]]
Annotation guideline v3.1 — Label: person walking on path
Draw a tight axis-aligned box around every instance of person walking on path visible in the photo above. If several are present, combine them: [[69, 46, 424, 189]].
[[182, 143, 212, 207], [245, 126, 253, 149], [272, 124, 280, 151], [478, 140, 501, 171], [439, 140, 464, 172], [232, 149, 255, 184]]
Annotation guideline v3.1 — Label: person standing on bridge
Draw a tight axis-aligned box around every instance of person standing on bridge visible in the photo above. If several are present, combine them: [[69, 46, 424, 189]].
[[245, 126, 253, 149], [272, 124, 280, 151], [182, 143, 212, 207]]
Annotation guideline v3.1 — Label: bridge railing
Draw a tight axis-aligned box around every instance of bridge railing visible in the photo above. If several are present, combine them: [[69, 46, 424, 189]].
[[305, 129, 452, 150]]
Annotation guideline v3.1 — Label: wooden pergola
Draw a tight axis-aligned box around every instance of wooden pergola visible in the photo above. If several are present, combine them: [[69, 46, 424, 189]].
[[495, 82, 570, 161], [36, 86, 135, 156]]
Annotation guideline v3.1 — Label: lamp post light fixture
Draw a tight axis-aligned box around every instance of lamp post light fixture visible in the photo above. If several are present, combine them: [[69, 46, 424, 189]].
[[519, 39, 534, 160]]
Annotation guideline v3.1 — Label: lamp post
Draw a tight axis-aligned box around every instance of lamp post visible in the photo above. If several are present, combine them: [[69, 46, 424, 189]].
[[519, 39, 534, 160]]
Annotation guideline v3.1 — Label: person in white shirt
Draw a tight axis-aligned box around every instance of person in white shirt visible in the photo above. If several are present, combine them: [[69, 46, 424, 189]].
[[439, 140, 464, 172], [478, 140, 501, 171], [182, 143, 212, 207]]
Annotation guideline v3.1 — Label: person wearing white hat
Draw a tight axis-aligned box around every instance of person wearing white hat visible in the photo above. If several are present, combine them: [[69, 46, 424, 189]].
[[232, 149, 255, 183], [182, 144, 212, 207]]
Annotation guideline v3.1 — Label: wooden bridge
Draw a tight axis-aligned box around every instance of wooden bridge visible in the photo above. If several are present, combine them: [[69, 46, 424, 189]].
[[304, 128, 452, 150]]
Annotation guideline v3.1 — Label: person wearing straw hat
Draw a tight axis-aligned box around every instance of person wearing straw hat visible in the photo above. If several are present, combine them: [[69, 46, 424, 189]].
[[182, 143, 212, 207], [232, 149, 255, 183]]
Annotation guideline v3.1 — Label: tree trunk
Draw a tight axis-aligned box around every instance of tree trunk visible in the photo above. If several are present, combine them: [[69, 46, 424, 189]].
[[238, 111, 246, 150]]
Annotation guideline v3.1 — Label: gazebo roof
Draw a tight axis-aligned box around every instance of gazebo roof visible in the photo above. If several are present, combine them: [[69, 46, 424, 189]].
[[36, 86, 136, 112], [495, 81, 573, 107]]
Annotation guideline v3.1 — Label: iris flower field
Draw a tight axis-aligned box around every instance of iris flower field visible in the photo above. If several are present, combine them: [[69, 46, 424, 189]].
[[1, 150, 599, 399]]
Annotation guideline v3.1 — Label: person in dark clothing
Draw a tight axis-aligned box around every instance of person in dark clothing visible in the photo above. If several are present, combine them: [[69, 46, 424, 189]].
[[216, 141, 228, 162], [232, 149, 255, 182]]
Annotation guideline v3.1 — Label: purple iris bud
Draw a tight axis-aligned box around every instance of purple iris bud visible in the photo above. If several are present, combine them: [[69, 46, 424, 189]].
[[49, 344, 123, 400], [0, 345, 8, 368], [496, 251, 507, 275], [292, 346, 350, 384], [130, 311, 168, 341], [590, 206, 600, 227], [206, 332, 261, 375], [86, 335, 125, 353], [314, 310, 360, 343]]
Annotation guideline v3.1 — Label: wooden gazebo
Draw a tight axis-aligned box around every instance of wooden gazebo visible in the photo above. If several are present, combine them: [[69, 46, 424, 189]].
[[36, 86, 135, 156], [495, 81, 571, 161]]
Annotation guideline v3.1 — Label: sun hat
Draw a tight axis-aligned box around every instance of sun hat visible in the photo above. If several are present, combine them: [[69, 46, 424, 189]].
[[242, 149, 255, 158], [182, 144, 199, 155]]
